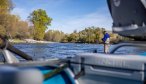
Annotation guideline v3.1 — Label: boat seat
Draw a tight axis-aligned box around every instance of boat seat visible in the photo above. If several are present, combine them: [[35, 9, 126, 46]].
[[71, 53, 146, 81], [69, 53, 146, 84]]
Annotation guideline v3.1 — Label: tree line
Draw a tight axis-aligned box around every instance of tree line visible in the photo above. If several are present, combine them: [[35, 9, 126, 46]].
[[0, 0, 52, 40], [0, 0, 130, 43], [44, 27, 130, 44], [0, 0, 32, 39]]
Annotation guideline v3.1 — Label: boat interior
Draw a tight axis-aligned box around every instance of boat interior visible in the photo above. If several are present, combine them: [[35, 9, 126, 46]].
[[1, 0, 146, 84]]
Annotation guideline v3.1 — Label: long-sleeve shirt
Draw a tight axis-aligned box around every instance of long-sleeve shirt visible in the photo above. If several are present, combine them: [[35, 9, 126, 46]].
[[102, 33, 110, 43]]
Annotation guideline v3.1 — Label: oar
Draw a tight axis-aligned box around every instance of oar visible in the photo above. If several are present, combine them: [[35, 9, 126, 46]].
[[7, 43, 33, 60], [0, 35, 33, 61], [44, 64, 68, 80]]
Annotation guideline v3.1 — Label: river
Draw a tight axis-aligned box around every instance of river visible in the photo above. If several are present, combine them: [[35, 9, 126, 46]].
[[14, 43, 146, 60]]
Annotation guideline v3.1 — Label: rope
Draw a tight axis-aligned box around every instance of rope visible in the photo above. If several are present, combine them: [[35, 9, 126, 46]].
[[44, 64, 68, 80]]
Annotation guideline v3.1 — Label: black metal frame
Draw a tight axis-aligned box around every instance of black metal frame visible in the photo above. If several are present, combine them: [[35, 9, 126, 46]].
[[110, 41, 146, 54]]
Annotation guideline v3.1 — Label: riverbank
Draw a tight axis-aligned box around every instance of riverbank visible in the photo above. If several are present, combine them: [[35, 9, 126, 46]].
[[9, 39, 122, 44], [9, 39, 57, 44]]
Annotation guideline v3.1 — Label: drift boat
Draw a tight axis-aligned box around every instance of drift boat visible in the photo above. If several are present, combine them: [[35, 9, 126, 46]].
[[1, 0, 146, 84]]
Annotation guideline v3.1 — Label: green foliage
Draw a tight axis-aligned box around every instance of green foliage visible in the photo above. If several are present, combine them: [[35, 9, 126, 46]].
[[77, 27, 104, 43], [66, 32, 78, 42], [44, 30, 65, 42], [29, 9, 52, 40], [61, 27, 105, 43], [60, 26, 130, 43]]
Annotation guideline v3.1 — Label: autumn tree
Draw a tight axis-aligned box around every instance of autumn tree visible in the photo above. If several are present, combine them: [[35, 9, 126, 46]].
[[0, 25, 6, 37], [0, 0, 33, 40], [0, 0, 13, 37], [29, 9, 52, 40], [16, 21, 30, 39], [6, 15, 19, 38]]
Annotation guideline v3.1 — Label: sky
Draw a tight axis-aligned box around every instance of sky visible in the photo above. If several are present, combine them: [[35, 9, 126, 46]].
[[11, 0, 113, 34]]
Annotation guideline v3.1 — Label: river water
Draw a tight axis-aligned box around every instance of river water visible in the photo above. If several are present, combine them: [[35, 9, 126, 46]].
[[14, 43, 146, 59]]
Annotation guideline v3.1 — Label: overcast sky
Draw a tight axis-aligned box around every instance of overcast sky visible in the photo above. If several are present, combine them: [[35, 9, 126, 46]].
[[11, 0, 113, 33]]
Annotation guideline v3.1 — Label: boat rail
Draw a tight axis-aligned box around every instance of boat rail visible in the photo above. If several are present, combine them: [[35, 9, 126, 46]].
[[110, 41, 146, 54]]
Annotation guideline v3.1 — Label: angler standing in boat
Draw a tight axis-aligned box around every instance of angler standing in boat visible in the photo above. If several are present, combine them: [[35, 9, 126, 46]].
[[102, 31, 110, 54]]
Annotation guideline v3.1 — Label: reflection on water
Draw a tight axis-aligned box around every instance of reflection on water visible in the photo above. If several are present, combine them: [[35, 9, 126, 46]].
[[14, 43, 146, 59]]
